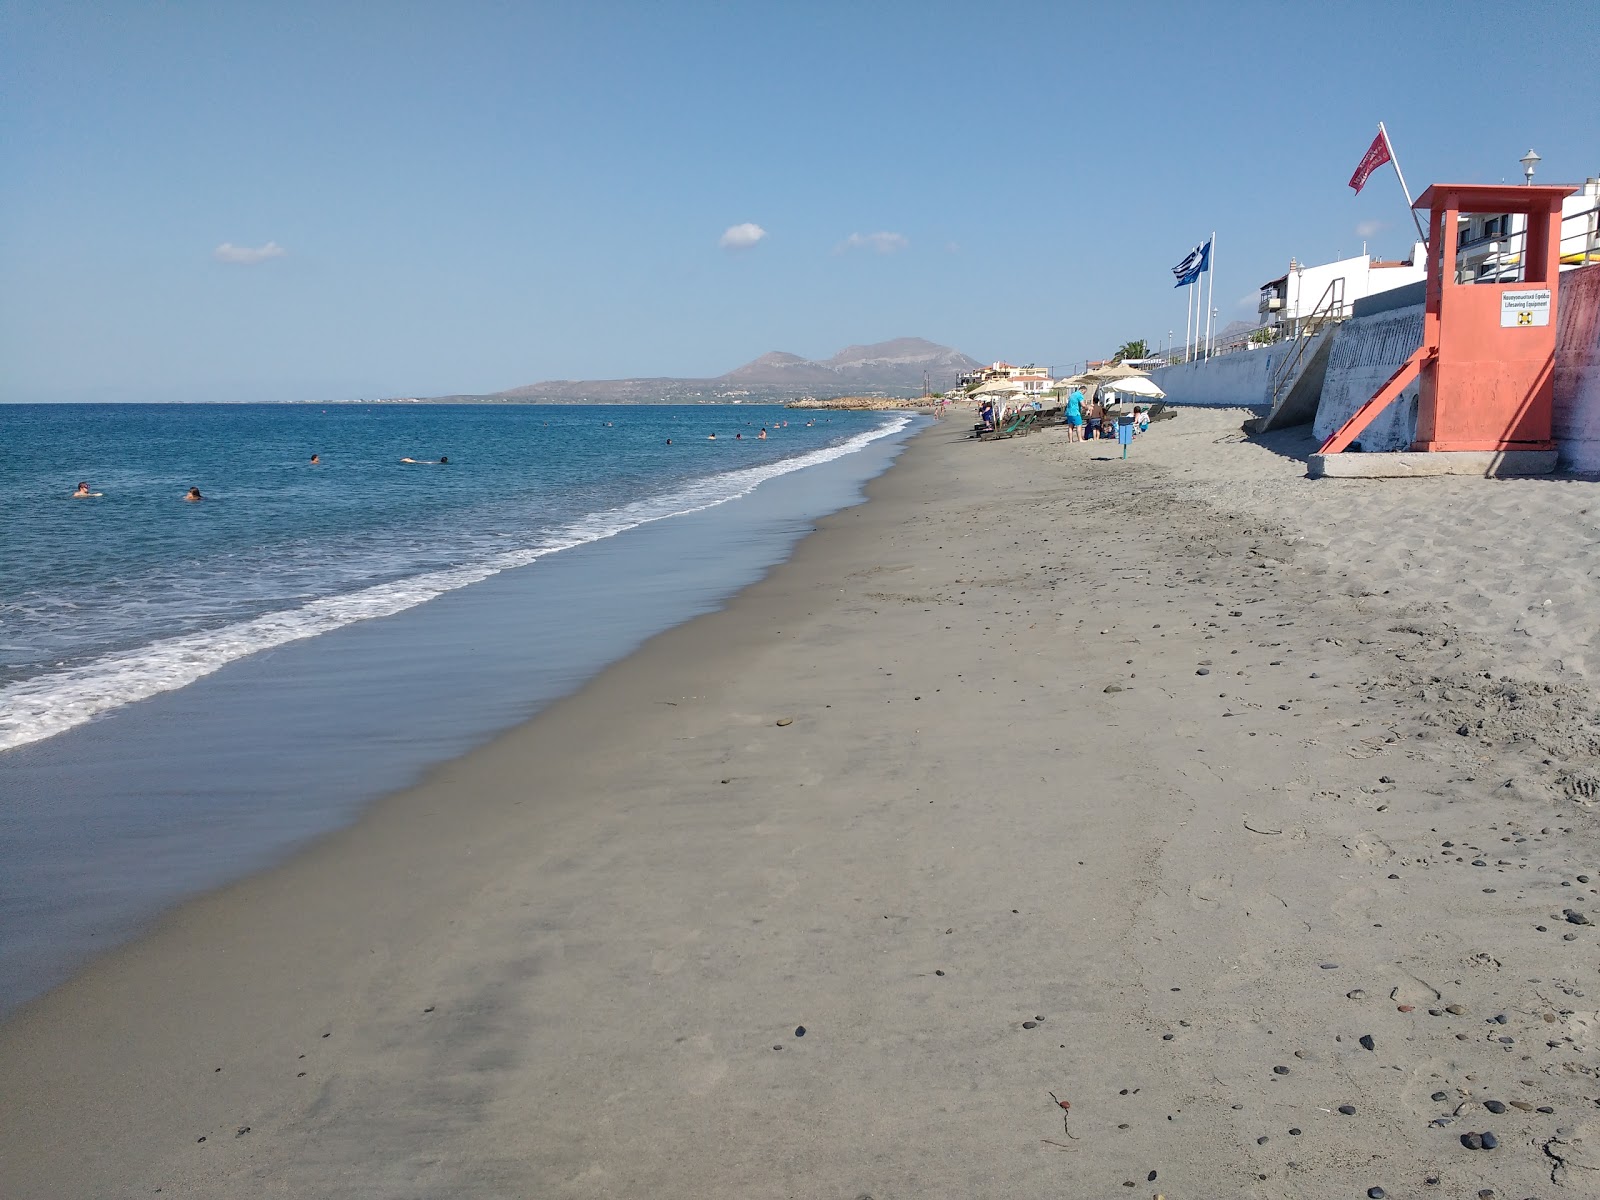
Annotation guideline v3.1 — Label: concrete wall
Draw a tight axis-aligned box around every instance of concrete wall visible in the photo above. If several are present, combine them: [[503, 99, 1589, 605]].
[[1311, 307, 1426, 451], [1553, 263, 1600, 472], [1156, 264, 1600, 469], [1312, 263, 1600, 466], [1150, 343, 1285, 408]]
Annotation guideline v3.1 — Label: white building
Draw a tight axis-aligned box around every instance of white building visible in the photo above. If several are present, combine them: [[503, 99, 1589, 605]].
[[963, 361, 1055, 395], [1258, 243, 1428, 333], [1457, 177, 1600, 282]]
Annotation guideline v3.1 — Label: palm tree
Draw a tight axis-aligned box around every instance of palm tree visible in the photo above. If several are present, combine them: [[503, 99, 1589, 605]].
[[1113, 339, 1149, 363]]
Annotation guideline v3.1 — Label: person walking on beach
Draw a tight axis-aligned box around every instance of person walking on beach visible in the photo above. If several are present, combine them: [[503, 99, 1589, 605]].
[[1064, 388, 1084, 442]]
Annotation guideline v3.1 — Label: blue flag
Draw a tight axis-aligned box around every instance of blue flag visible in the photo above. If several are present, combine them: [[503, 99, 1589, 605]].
[[1172, 237, 1212, 287]]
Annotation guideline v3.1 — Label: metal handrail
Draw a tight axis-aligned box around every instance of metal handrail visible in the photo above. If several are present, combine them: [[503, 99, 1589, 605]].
[[1268, 277, 1344, 406], [1454, 197, 1600, 280]]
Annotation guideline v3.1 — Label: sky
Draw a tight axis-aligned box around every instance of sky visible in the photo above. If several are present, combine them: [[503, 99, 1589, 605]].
[[3, 0, 1597, 403]]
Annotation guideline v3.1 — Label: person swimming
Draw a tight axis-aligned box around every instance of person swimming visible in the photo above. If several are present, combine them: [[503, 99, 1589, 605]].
[[72, 482, 102, 498], [184, 487, 203, 502], [758, 428, 767, 439], [707, 434, 717, 440], [400, 456, 449, 464], [310, 454, 320, 464]]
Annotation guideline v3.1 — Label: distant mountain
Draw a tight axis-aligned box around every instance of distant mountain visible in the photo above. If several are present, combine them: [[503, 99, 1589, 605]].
[[473, 338, 983, 404]]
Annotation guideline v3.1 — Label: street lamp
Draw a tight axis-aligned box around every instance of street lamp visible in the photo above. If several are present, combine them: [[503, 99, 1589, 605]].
[[1520, 148, 1540, 185]]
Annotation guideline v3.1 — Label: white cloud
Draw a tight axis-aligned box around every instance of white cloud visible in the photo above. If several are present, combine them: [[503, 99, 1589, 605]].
[[719, 223, 767, 251], [214, 241, 286, 265], [836, 231, 909, 255], [1355, 220, 1386, 239]]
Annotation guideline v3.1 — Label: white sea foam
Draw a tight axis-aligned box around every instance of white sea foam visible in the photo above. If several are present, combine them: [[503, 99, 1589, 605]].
[[0, 416, 911, 753]]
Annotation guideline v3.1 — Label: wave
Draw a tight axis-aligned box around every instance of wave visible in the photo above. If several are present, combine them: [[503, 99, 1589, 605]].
[[0, 416, 911, 753]]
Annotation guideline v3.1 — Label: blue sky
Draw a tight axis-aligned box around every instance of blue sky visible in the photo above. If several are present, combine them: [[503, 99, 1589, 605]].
[[3, 0, 1596, 402]]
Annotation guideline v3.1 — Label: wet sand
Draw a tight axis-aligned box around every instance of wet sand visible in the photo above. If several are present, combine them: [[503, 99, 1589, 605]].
[[2, 410, 1598, 1198]]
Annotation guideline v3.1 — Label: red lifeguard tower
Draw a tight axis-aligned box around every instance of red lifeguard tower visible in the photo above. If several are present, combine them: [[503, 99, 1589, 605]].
[[1316, 183, 1574, 472]]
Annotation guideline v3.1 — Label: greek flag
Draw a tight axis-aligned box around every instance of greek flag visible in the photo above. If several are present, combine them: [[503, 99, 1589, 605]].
[[1171, 237, 1212, 287]]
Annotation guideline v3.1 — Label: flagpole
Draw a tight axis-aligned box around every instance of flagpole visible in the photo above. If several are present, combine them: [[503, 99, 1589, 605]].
[[1379, 122, 1430, 247], [1185, 280, 1194, 362], [1205, 232, 1216, 359]]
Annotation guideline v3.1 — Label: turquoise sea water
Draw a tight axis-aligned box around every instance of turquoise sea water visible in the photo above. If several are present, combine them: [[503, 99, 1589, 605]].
[[0, 402, 917, 1011]]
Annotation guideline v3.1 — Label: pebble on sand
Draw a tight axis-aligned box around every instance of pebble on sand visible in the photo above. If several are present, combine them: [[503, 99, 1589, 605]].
[[775, 717, 793, 726], [1368, 1188, 1387, 1199], [1359, 1034, 1376, 1051], [1273, 1065, 1290, 1075], [1338, 1104, 1356, 1115], [794, 1025, 806, 1037]]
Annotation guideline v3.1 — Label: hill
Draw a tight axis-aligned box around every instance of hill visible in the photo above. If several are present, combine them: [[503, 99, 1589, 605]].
[[466, 338, 983, 404]]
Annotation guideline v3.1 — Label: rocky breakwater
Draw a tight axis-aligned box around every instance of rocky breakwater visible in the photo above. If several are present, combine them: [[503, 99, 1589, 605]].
[[786, 396, 937, 411]]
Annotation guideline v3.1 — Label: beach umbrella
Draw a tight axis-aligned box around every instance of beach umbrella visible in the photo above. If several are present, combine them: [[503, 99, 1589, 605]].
[[1108, 375, 1166, 399], [1083, 361, 1149, 381], [968, 378, 1024, 396]]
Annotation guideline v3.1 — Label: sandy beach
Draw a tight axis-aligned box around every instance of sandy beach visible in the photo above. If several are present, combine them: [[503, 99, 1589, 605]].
[[3, 409, 1598, 1198]]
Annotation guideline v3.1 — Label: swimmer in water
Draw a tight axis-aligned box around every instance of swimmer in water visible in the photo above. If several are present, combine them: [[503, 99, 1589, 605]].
[[310, 454, 320, 464], [72, 482, 102, 498], [184, 487, 203, 502], [758, 428, 767, 439], [708, 433, 716, 440], [400, 456, 449, 464]]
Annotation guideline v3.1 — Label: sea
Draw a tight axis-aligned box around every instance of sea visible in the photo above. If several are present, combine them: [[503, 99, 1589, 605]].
[[0, 402, 921, 1013]]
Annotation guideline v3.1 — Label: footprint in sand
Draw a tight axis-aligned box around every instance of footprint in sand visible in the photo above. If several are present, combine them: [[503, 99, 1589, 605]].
[[674, 1033, 729, 1097], [1342, 835, 1395, 865], [1188, 873, 1234, 908], [1331, 884, 1382, 928]]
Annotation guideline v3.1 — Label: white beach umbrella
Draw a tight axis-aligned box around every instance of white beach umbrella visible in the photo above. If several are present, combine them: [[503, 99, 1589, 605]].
[[1108, 375, 1166, 399]]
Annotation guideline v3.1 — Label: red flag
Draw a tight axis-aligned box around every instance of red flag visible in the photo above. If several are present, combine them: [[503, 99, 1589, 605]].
[[1348, 130, 1392, 194]]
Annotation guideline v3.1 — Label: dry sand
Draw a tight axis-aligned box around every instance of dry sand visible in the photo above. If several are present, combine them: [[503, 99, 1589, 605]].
[[3, 409, 1598, 1198]]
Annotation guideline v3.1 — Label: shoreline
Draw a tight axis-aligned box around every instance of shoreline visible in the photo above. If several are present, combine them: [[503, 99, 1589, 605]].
[[3, 411, 1597, 1198], [0, 411, 920, 1015]]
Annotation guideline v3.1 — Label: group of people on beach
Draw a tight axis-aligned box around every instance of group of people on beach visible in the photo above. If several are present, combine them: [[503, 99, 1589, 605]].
[[1061, 387, 1149, 444]]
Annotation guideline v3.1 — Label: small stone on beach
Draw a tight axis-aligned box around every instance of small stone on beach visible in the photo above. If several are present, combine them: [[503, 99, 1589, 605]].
[[775, 718, 793, 726]]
